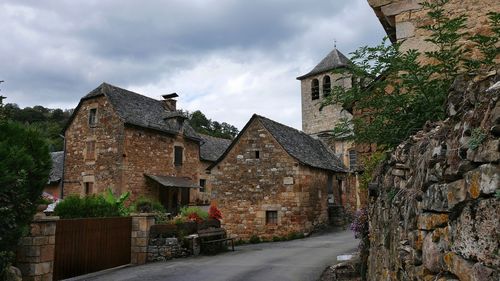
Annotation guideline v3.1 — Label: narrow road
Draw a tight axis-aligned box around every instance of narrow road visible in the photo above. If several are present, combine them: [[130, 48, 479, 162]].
[[83, 229, 357, 281]]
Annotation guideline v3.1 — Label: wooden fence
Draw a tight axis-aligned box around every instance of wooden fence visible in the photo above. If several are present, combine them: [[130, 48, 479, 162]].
[[53, 217, 132, 280]]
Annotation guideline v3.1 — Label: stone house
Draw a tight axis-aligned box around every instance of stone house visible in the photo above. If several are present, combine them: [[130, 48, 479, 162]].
[[297, 47, 367, 212], [45, 151, 64, 198], [367, 0, 500, 58], [62, 82, 230, 213], [209, 114, 346, 240]]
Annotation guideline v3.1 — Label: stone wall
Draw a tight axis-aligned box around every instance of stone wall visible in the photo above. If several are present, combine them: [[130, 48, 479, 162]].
[[131, 213, 155, 265], [64, 94, 205, 205], [211, 119, 335, 240], [368, 0, 500, 57], [301, 73, 353, 135], [122, 126, 201, 203], [16, 215, 58, 281], [64, 95, 125, 196], [367, 70, 499, 280]]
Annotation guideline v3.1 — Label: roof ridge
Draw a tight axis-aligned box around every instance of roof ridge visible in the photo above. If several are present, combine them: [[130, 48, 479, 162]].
[[297, 47, 351, 80], [100, 82, 164, 105]]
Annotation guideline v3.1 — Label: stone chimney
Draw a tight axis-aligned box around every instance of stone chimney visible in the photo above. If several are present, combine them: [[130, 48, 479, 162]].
[[161, 93, 179, 111]]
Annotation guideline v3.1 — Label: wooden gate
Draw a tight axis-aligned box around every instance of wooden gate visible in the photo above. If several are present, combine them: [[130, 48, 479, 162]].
[[53, 217, 132, 280]]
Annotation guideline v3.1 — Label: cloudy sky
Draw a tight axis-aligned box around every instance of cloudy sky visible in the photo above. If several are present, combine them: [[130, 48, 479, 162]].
[[1, 0, 385, 130]]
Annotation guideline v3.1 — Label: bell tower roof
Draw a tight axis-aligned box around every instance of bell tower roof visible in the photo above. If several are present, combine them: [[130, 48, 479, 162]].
[[297, 48, 350, 80]]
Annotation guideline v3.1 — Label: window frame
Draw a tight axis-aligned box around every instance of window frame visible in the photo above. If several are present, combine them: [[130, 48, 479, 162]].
[[199, 179, 206, 193], [322, 75, 331, 96], [311, 79, 320, 100], [84, 182, 93, 195], [88, 108, 97, 126], [266, 210, 278, 225], [349, 150, 357, 170], [86, 140, 96, 160], [174, 145, 183, 166]]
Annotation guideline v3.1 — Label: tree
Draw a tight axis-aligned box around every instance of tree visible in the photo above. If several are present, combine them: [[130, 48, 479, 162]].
[[323, 2, 499, 149], [3, 104, 72, 151], [0, 121, 51, 278], [187, 110, 239, 139]]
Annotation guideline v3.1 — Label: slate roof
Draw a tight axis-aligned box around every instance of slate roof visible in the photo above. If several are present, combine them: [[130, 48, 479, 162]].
[[257, 115, 346, 172], [297, 48, 351, 80], [208, 114, 346, 172], [145, 174, 200, 189], [66, 83, 201, 141], [199, 134, 232, 162], [48, 151, 64, 184]]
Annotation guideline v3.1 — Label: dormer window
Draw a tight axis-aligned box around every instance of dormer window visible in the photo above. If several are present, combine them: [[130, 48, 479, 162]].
[[323, 76, 331, 96], [311, 79, 319, 100], [89, 108, 97, 126]]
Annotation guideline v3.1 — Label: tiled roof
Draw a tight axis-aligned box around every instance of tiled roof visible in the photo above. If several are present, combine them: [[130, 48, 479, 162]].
[[257, 115, 346, 172], [297, 48, 350, 80], [48, 151, 64, 184], [208, 114, 346, 172], [199, 134, 232, 162], [76, 83, 201, 141]]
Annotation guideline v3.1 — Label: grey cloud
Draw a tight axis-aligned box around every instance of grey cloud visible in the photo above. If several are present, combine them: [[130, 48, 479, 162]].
[[1, 0, 385, 128]]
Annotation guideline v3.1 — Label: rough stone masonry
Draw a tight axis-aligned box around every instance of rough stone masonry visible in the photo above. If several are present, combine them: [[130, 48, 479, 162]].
[[367, 68, 499, 280]]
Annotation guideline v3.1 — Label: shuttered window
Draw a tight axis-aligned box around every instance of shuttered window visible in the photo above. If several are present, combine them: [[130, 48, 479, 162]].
[[349, 150, 357, 170], [86, 140, 96, 160]]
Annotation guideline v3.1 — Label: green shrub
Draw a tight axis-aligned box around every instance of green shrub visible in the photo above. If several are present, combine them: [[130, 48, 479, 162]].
[[272, 236, 282, 242], [131, 196, 165, 213], [103, 188, 130, 216], [0, 121, 51, 278], [179, 206, 208, 220], [130, 196, 168, 223], [54, 195, 122, 219], [323, 3, 499, 149], [249, 235, 261, 244]]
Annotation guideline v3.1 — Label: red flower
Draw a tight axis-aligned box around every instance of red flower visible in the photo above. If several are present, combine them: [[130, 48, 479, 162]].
[[208, 204, 222, 220], [187, 212, 203, 223]]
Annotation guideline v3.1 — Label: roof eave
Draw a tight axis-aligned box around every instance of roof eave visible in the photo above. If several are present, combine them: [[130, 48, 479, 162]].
[[296, 65, 349, 80]]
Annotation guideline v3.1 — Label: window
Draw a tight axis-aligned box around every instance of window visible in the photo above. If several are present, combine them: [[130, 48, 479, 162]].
[[88, 108, 97, 126], [323, 75, 331, 96], [255, 151, 260, 159], [311, 79, 319, 100], [84, 182, 93, 195], [266, 211, 278, 225], [349, 150, 357, 170], [86, 140, 96, 160], [174, 146, 183, 166], [199, 179, 206, 193]]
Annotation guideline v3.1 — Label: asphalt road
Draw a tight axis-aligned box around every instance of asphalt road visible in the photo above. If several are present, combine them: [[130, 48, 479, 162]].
[[81, 229, 358, 281]]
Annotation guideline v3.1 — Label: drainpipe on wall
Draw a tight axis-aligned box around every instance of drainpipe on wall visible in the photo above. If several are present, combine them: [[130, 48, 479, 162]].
[[59, 134, 66, 199]]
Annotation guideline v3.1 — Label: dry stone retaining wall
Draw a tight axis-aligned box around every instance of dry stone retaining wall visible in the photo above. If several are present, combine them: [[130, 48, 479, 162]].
[[367, 69, 499, 280]]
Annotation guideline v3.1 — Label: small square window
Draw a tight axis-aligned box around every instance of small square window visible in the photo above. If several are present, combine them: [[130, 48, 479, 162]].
[[174, 146, 183, 166], [266, 210, 278, 225], [89, 108, 97, 126], [199, 179, 206, 193], [255, 151, 260, 159]]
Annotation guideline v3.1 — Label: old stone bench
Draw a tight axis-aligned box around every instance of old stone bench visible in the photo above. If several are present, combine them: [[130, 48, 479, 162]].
[[198, 228, 235, 253]]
